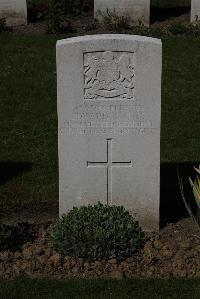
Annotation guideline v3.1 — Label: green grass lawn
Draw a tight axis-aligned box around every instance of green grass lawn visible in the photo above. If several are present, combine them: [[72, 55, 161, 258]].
[[0, 34, 200, 211], [0, 278, 200, 299]]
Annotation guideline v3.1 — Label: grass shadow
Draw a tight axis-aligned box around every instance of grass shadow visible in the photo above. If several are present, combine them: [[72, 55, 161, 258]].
[[160, 162, 197, 228], [0, 161, 32, 185]]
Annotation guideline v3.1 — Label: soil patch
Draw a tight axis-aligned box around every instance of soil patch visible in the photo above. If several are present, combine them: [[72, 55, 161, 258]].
[[0, 217, 199, 279], [12, 21, 48, 35], [0, 223, 37, 252]]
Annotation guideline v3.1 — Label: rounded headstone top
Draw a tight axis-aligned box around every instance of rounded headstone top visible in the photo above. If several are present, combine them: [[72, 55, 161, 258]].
[[56, 34, 162, 48]]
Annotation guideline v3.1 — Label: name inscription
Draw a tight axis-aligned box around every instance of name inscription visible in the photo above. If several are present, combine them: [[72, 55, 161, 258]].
[[64, 102, 158, 136]]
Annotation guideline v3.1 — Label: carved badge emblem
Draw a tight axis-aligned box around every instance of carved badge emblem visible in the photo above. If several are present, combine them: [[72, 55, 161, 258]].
[[84, 51, 135, 100]]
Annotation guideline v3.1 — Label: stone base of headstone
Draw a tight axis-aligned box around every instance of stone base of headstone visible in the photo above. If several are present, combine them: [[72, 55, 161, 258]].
[[0, 0, 27, 26], [94, 0, 150, 26]]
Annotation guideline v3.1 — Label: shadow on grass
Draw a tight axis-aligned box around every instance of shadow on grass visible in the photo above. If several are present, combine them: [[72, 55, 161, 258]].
[[151, 6, 190, 24], [160, 162, 197, 228], [0, 161, 198, 229], [0, 161, 32, 185]]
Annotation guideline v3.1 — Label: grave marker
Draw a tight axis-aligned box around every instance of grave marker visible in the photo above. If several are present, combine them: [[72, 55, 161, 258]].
[[94, 0, 150, 26], [57, 35, 162, 231], [191, 0, 200, 22], [0, 0, 27, 26]]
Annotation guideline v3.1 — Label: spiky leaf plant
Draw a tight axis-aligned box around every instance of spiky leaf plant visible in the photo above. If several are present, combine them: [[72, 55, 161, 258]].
[[189, 165, 200, 218], [178, 165, 200, 230]]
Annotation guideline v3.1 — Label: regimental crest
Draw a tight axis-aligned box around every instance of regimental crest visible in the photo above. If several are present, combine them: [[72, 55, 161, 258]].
[[84, 51, 135, 100]]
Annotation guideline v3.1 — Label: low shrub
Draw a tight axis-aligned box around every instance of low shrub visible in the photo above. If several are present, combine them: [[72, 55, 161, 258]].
[[185, 21, 200, 37], [95, 11, 200, 37], [130, 20, 200, 38], [169, 21, 189, 35], [97, 9, 131, 32], [50, 202, 145, 260]]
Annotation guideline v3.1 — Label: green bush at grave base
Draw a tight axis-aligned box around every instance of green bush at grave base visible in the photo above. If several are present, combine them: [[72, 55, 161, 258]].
[[50, 202, 145, 260]]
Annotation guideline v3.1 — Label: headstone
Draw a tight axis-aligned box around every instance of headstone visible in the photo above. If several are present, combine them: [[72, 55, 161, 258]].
[[94, 0, 150, 26], [57, 34, 162, 231], [191, 0, 200, 22], [0, 0, 27, 26]]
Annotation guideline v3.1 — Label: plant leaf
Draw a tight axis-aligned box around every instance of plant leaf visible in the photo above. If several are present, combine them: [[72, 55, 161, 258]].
[[194, 166, 200, 175], [177, 169, 199, 231]]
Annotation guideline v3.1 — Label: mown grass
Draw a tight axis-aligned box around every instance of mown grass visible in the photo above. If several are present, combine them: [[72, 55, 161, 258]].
[[0, 278, 200, 299], [0, 34, 199, 210], [0, 34, 58, 210], [161, 37, 200, 162]]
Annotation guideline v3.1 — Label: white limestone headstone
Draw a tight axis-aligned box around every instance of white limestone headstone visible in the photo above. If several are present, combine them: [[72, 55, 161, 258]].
[[191, 0, 200, 22], [0, 0, 27, 26], [57, 35, 162, 231], [94, 0, 150, 26]]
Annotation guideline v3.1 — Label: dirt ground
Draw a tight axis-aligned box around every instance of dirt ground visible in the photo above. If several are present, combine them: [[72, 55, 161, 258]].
[[1, 201, 200, 279]]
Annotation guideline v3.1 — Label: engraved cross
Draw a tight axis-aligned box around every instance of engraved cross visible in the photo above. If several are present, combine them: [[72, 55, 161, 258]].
[[87, 139, 132, 204]]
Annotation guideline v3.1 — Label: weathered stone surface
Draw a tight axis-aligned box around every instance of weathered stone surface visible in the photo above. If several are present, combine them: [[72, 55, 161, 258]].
[[57, 34, 162, 231], [0, 0, 27, 26], [191, 0, 200, 22], [94, 0, 150, 26]]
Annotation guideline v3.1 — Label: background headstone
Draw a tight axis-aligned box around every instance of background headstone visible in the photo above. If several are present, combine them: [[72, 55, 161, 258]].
[[57, 35, 162, 231], [94, 0, 150, 26], [0, 0, 27, 26], [191, 0, 200, 22]]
